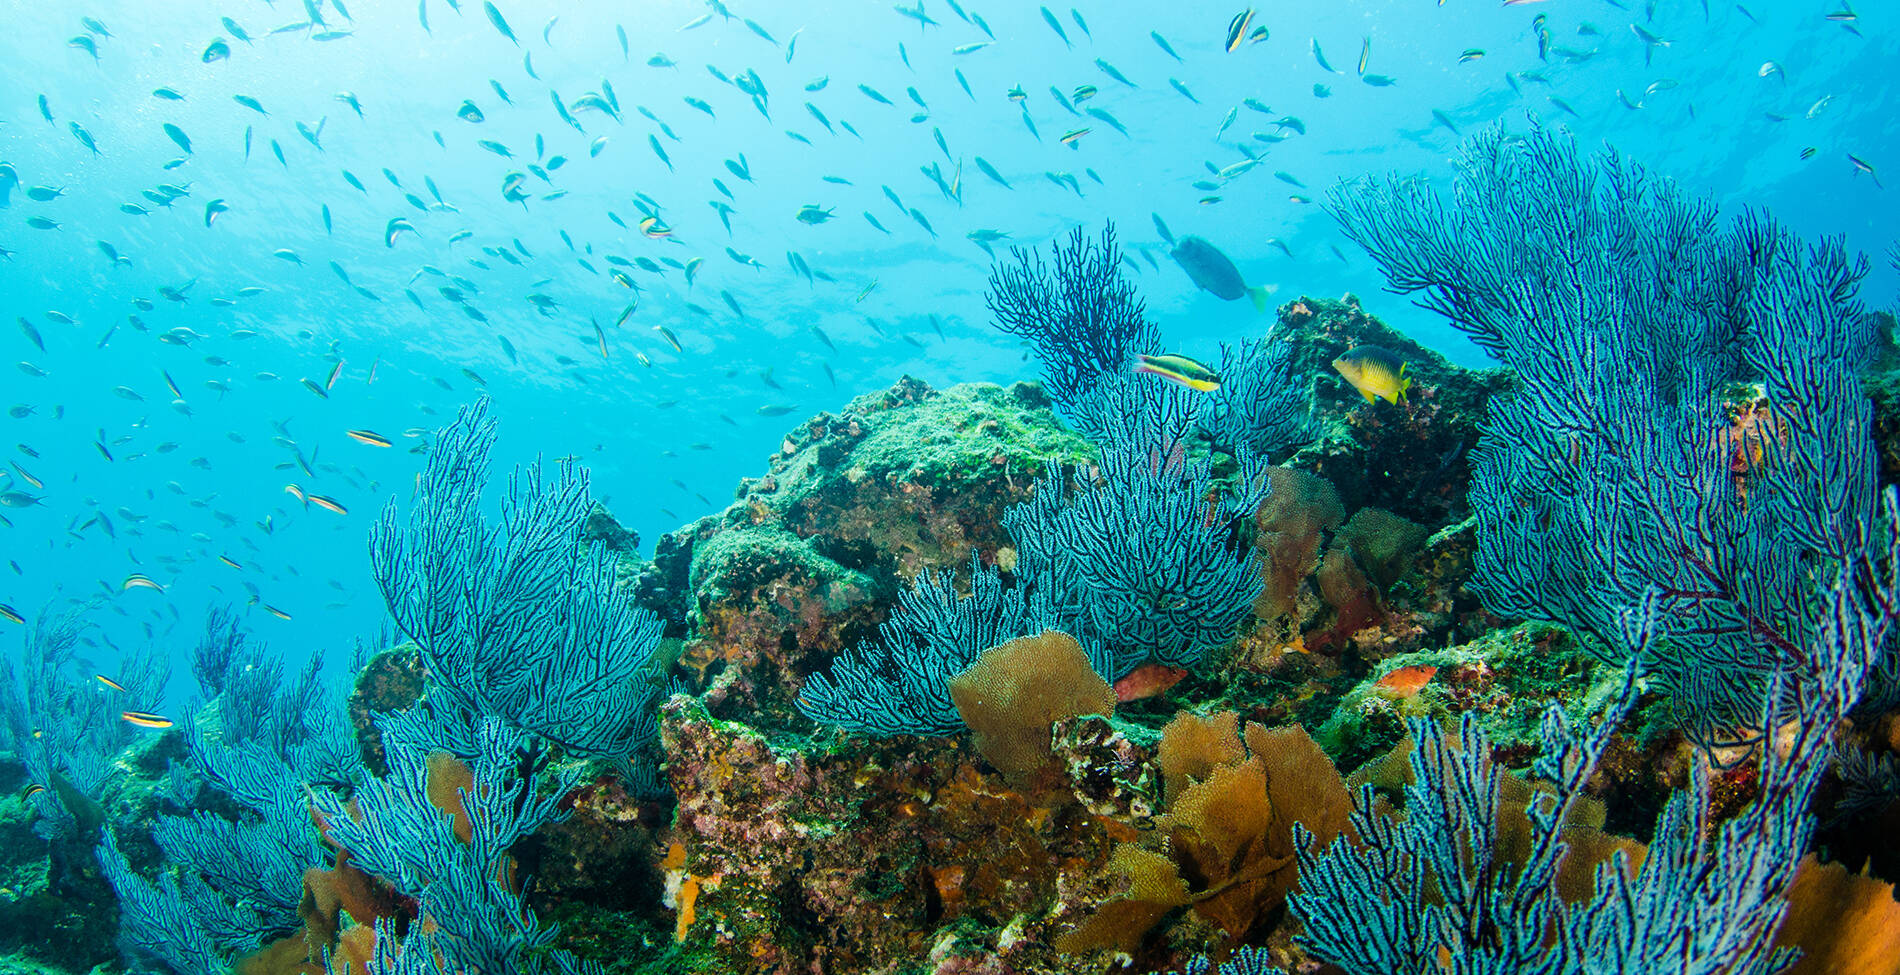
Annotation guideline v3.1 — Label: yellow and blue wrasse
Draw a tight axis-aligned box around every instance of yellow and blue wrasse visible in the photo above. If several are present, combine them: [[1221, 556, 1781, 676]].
[[307, 494, 348, 515], [654, 325, 684, 353], [122, 573, 164, 592], [346, 429, 393, 448], [0, 603, 21, 625], [95, 674, 126, 692], [285, 484, 308, 504], [326, 359, 344, 389], [121, 710, 174, 729], [1225, 10, 1255, 52], [264, 604, 293, 621], [1333, 345, 1412, 405], [1134, 353, 1221, 392], [219, 555, 243, 570], [1059, 127, 1090, 147], [638, 216, 674, 240], [1072, 84, 1098, 102], [22, 783, 45, 801]]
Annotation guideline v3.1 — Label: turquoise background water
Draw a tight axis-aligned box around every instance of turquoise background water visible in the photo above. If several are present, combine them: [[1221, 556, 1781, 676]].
[[0, 0, 1893, 689]]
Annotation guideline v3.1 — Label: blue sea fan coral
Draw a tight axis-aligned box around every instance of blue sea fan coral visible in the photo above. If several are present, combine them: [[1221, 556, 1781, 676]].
[[96, 832, 228, 975], [97, 613, 362, 975], [1009, 444, 1269, 675], [984, 222, 1161, 413], [1169, 946, 1287, 975], [1328, 118, 1878, 747], [369, 397, 667, 775], [310, 718, 602, 975], [0, 610, 167, 839], [336, 917, 451, 975], [1203, 335, 1314, 460], [1063, 366, 1201, 452], [190, 606, 329, 757], [1287, 501, 1899, 974], [797, 556, 1063, 736]]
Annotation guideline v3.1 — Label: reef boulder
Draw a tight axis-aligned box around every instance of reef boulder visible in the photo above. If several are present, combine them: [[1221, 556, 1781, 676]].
[[629, 376, 1095, 727], [1279, 293, 1511, 527]]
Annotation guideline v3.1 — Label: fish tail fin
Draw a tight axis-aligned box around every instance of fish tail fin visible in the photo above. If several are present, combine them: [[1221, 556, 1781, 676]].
[[1248, 284, 1276, 313], [1398, 374, 1412, 405]]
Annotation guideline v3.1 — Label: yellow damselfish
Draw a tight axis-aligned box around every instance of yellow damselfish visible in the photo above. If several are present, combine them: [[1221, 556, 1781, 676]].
[[1332, 345, 1411, 405]]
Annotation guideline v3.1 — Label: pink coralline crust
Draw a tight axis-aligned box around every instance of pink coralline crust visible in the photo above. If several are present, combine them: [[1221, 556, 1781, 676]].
[[660, 695, 951, 970], [931, 953, 1007, 975], [681, 565, 881, 725]]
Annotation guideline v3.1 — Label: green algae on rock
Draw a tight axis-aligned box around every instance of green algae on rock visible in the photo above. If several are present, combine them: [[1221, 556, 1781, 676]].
[[1276, 294, 1512, 526], [629, 376, 1095, 727], [1312, 622, 1650, 773]]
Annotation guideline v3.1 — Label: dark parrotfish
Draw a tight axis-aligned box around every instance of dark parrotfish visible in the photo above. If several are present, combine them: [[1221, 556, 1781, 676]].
[[1169, 235, 1274, 310]]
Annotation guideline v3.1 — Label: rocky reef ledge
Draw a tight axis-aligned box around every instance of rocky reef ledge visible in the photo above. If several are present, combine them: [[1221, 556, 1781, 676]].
[[522, 296, 1717, 975], [15, 296, 1900, 975]]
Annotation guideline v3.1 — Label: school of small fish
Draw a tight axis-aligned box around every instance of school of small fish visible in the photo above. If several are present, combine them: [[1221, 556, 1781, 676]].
[[0, 0, 1883, 651]]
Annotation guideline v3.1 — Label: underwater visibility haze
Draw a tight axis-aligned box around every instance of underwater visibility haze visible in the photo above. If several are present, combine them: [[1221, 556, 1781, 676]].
[[2, 0, 1900, 972]]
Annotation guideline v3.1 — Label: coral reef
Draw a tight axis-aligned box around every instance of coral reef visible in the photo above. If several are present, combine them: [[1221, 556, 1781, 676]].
[[38, 247, 1900, 975], [630, 376, 1094, 726], [371, 397, 669, 772], [1332, 118, 1880, 749], [1276, 294, 1510, 526]]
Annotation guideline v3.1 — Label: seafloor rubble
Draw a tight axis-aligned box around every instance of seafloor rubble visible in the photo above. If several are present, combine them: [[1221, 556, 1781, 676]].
[[6, 296, 1900, 975]]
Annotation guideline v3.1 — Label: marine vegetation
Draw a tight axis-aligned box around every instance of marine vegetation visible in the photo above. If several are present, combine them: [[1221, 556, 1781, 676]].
[[97, 613, 362, 974], [799, 363, 1269, 735], [308, 718, 599, 975], [1329, 119, 1880, 750], [983, 222, 1160, 416], [1, 2, 1897, 967], [369, 397, 670, 788], [1283, 504, 1900, 973]]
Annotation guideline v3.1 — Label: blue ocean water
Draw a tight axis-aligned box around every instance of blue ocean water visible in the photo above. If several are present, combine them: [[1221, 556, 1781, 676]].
[[0, 0, 1893, 700]]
